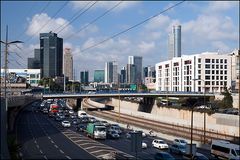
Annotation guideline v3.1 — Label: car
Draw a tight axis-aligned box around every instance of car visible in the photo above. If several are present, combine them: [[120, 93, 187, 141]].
[[89, 117, 97, 123], [108, 125, 122, 134], [152, 139, 169, 149], [107, 130, 120, 139], [142, 142, 148, 149], [100, 121, 110, 126], [55, 116, 63, 121], [154, 152, 175, 160], [70, 114, 77, 119], [126, 132, 131, 139], [42, 107, 48, 114], [173, 138, 187, 146], [61, 121, 71, 127], [169, 144, 186, 154], [193, 153, 209, 160], [71, 119, 79, 125], [69, 110, 74, 115], [79, 117, 89, 123], [76, 124, 86, 132]]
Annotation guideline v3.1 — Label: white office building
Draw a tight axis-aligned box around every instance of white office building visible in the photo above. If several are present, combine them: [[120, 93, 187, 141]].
[[155, 52, 232, 93], [1, 69, 41, 86]]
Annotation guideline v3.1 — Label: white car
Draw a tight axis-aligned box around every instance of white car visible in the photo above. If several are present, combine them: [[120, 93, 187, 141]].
[[152, 139, 169, 149], [61, 121, 71, 127], [69, 110, 74, 115], [142, 142, 148, 149], [173, 138, 187, 146]]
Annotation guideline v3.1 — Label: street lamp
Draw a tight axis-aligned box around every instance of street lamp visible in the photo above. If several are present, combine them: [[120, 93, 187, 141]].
[[1, 25, 23, 112], [192, 78, 206, 144]]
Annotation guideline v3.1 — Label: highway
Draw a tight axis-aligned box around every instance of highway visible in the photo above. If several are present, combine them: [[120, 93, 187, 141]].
[[16, 100, 213, 159], [16, 103, 95, 159]]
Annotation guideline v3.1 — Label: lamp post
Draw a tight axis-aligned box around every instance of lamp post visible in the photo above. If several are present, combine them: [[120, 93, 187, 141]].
[[1, 25, 23, 112], [193, 78, 206, 144]]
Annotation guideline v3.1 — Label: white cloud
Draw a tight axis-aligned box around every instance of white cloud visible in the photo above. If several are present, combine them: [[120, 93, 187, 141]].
[[211, 41, 230, 53], [26, 13, 74, 39], [144, 15, 171, 30], [205, 1, 238, 13], [138, 41, 155, 54]]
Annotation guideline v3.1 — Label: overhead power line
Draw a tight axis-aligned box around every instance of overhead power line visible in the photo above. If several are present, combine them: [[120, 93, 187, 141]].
[[24, 1, 69, 43], [57, 1, 98, 34], [81, 1, 185, 53], [65, 1, 123, 41], [16, 1, 51, 40]]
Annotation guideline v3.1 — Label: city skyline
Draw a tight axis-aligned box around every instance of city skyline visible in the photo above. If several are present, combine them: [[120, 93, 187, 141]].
[[1, 1, 239, 81]]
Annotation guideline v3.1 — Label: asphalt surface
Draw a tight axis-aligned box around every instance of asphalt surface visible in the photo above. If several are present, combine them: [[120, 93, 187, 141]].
[[16, 100, 214, 160], [16, 104, 95, 159]]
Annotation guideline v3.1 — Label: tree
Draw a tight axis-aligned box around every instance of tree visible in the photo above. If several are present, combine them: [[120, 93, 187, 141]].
[[221, 87, 233, 108]]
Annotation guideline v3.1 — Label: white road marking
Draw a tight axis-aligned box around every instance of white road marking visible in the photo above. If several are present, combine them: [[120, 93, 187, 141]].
[[51, 140, 54, 144], [65, 155, 71, 159], [84, 146, 96, 150], [59, 149, 64, 154], [36, 145, 40, 149], [48, 136, 51, 140], [39, 150, 43, 154], [90, 149, 109, 154], [54, 145, 59, 148], [43, 155, 48, 159], [34, 140, 37, 144]]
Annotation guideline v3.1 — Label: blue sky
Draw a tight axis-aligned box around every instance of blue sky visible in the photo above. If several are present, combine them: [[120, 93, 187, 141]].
[[1, 1, 239, 80]]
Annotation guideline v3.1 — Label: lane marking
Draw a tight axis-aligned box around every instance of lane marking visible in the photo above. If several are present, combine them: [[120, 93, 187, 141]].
[[39, 150, 43, 154], [59, 149, 64, 154], [36, 145, 40, 149], [48, 136, 51, 140], [65, 155, 71, 159], [90, 149, 109, 154], [43, 155, 48, 159], [84, 146, 96, 150], [51, 140, 54, 144], [54, 145, 59, 149]]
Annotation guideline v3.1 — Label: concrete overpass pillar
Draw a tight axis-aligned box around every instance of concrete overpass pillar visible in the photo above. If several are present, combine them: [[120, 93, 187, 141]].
[[139, 97, 155, 113], [76, 98, 82, 111]]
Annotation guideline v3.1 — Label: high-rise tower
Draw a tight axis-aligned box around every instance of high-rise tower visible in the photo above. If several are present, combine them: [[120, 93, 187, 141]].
[[64, 48, 73, 80], [168, 25, 181, 60]]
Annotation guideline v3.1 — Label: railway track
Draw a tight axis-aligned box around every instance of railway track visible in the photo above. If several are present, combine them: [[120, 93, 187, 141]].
[[82, 99, 239, 144]]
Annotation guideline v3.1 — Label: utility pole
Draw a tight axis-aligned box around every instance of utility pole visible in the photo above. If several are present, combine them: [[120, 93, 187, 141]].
[[0, 25, 23, 111]]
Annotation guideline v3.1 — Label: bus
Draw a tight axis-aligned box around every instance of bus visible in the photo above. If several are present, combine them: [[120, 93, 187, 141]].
[[211, 140, 240, 159]]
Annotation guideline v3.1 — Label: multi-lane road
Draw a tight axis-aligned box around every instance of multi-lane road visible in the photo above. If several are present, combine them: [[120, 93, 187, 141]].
[[16, 100, 212, 159]]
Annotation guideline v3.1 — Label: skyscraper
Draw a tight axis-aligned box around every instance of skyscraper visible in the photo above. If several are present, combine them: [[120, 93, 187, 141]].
[[168, 25, 181, 60], [127, 64, 136, 83], [94, 70, 104, 82], [28, 49, 40, 69], [105, 61, 118, 83], [120, 67, 126, 83], [128, 56, 142, 84], [80, 71, 89, 85], [40, 32, 63, 78], [64, 48, 73, 80]]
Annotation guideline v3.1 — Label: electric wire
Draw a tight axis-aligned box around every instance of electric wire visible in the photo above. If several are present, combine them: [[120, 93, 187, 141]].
[[65, 1, 122, 41], [80, 1, 185, 52]]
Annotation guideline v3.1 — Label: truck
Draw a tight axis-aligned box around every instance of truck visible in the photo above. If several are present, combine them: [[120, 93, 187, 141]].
[[86, 122, 106, 139], [49, 104, 59, 113], [182, 144, 197, 159]]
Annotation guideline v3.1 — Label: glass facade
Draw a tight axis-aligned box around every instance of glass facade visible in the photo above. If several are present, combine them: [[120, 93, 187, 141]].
[[94, 70, 104, 82]]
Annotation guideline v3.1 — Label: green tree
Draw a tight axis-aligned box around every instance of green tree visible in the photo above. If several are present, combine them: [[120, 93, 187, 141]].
[[221, 87, 233, 108]]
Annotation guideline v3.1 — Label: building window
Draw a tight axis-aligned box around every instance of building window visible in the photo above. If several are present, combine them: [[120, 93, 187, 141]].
[[205, 64, 210, 68], [216, 81, 219, 85], [220, 59, 223, 63], [198, 75, 201, 79], [224, 65, 227, 69], [220, 76, 223, 80], [216, 76, 219, 80], [220, 71, 223, 74], [198, 81, 201, 85], [205, 81, 210, 85], [216, 65, 219, 69], [212, 76, 215, 80], [220, 81, 223, 85], [198, 58, 201, 63], [205, 76, 210, 80], [198, 70, 201, 74], [212, 65, 215, 69], [224, 81, 227, 86], [216, 70, 219, 74], [205, 59, 210, 63], [212, 59, 215, 63], [212, 81, 215, 85], [216, 59, 219, 63], [205, 70, 210, 74], [224, 70, 227, 74], [198, 64, 201, 68], [225, 76, 227, 80], [220, 65, 223, 69], [212, 70, 215, 74], [224, 59, 227, 63]]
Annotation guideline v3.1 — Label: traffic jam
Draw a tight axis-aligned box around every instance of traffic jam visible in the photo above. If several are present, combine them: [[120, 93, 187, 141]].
[[32, 99, 239, 160]]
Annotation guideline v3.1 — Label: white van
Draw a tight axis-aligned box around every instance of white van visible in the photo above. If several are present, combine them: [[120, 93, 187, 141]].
[[211, 140, 240, 160], [78, 110, 88, 118]]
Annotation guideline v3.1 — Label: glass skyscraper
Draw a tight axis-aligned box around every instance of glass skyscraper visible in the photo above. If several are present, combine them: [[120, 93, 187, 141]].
[[168, 25, 181, 60], [105, 61, 118, 84], [80, 71, 89, 85], [28, 49, 40, 69], [128, 56, 142, 84], [94, 70, 104, 82], [40, 32, 63, 78]]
